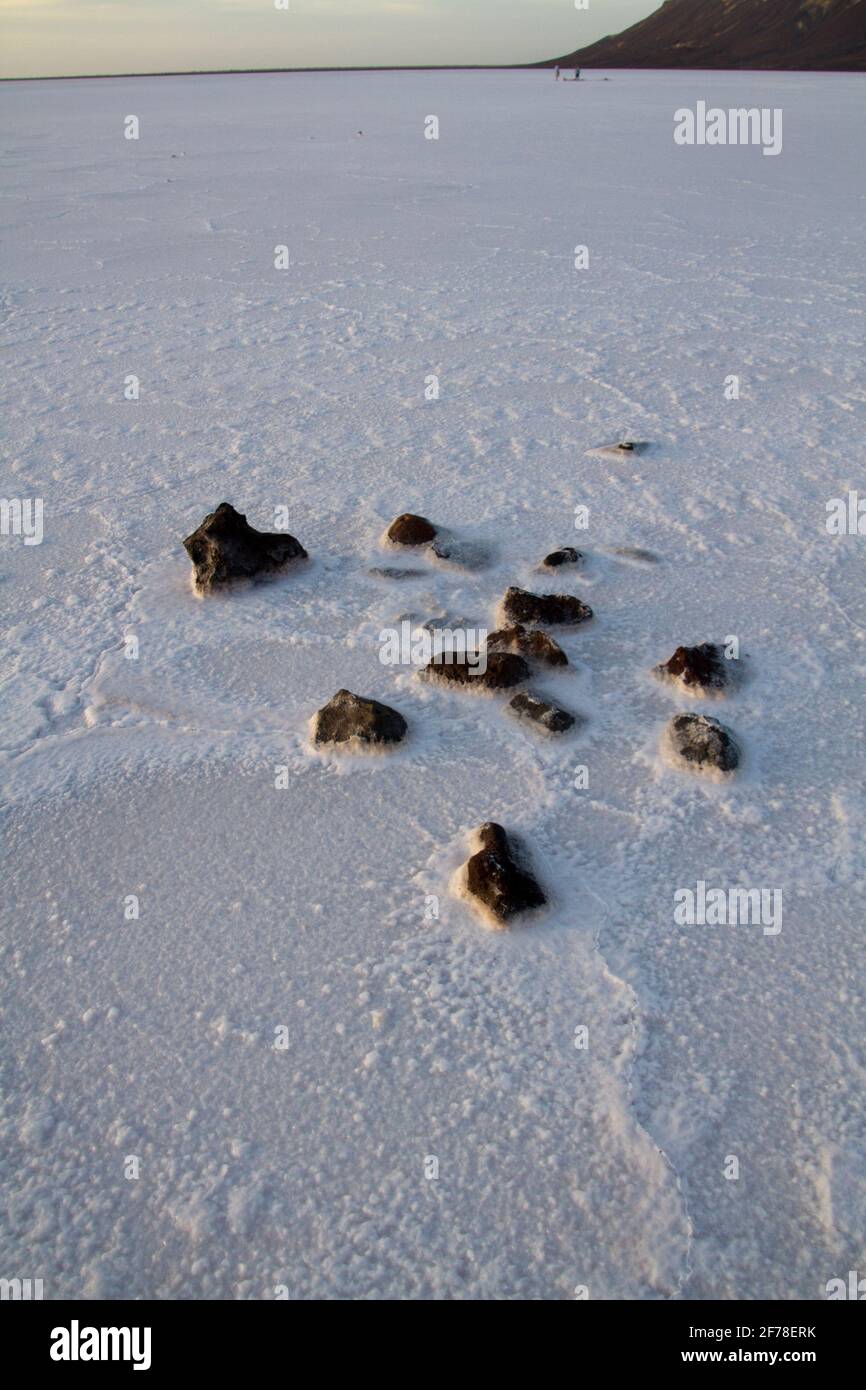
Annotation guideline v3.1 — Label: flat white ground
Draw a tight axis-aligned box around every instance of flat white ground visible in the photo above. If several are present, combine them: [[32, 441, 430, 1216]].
[[1, 69, 864, 1300]]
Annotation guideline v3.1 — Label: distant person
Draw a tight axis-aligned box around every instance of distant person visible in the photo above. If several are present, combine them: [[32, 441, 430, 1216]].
[[555, 65, 561, 81], [574, 68, 581, 82]]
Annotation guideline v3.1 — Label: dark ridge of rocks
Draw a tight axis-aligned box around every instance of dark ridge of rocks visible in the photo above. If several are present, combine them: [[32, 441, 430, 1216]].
[[313, 689, 408, 747], [501, 586, 593, 627], [545, 0, 866, 75], [465, 822, 546, 924], [424, 651, 529, 690], [386, 513, 437, 546], [542, 547, 582, 568], [666, 713, 740, 774], [183, 502, 307, 593], [487, 624, 569, 667], [656, 643, 729, 693], [508, 692, 577, 734]]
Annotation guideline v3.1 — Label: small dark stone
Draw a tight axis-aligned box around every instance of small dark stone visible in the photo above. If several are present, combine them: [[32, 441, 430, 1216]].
[[666, 713, 740, 773], [543, 547, 582, 568], [657, 643, 729, 692], [487, 624, 568, 667], [386, 513, 437, 546], [591, 440, 650, 456], [501, 587, 592, 627], [425, 651, 529, 690], [183, 502, 306, 593], [465, 822, 546, 924], [508, 692, 577, 734], [313, 689, 407, 747]]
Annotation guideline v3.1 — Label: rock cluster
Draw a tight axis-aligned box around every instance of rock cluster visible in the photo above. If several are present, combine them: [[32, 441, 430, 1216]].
[[181, 500, 751, 930]]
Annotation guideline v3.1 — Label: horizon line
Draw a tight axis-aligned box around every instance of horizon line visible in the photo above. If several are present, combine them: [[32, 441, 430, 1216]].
[[3, 64, 528, 83], [3, 62, 864, 83]]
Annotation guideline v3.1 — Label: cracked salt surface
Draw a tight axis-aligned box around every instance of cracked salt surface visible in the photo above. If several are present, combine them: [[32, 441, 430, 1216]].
[[1, 69, 864, 1299]]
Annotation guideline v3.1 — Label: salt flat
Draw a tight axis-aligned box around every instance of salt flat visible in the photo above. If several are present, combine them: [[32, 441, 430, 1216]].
[[1, 69, 865, 1299]]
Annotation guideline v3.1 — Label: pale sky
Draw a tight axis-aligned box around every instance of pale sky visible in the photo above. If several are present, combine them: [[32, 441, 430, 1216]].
[[0, 0, 657, 80]]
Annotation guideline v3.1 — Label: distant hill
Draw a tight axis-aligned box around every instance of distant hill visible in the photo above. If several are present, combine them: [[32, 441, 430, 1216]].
[[541, 0, 866, 72]]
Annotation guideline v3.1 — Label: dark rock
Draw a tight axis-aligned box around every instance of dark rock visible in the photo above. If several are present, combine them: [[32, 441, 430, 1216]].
[[508, 692, 577, 734], [465, 822, 546, 925], [590, 440, 650, 457], [656, 643, 729, 693], [425, 651, 529, 690], [487, 624, 568, 667], [313, 689, 407, 747], [183, 502, 306, 593], [386, 513, 437, 546], [501, 586, 592, 627], [543, 547, 582, 568], [666, 713, 740, 774]]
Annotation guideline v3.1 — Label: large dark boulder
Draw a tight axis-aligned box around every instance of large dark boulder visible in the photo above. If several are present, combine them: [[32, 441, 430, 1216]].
[[464, 823, 546, 925], [313, 689, 407, 747], [487, 624, 568, 667], [425, 651, 529, 690], [666, 713, 740, 774], [501, 587, 592, 627], [656, 643, 729, 693], [386, 513, 437, 545], [183, 502, 306, 593]]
